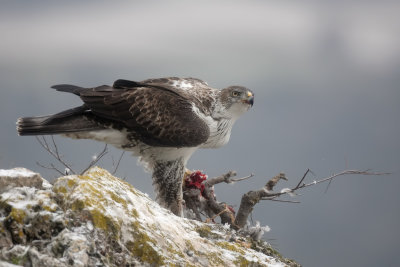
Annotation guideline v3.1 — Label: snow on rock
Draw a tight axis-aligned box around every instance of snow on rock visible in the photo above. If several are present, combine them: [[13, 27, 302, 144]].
[[0, 166, 298, 266], [0, 168, 50, 193]]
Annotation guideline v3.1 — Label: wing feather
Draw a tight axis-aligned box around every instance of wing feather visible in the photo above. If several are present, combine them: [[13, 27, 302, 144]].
[[78, 80, 210, 147]]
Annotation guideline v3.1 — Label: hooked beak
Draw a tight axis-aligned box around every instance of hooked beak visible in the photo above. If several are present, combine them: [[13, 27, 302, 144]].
[[242, 91, 254, 107], [247, 96, 254, 106]]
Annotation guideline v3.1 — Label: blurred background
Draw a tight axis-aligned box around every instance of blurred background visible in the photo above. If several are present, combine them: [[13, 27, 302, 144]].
[[1, 1, 399, 266]]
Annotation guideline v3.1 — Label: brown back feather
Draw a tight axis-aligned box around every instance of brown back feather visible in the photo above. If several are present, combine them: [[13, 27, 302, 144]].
[[78, 82, 210, 147]]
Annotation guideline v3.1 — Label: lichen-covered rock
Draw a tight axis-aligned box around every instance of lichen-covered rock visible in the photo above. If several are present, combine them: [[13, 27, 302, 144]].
[[0, 167, 297, 267]]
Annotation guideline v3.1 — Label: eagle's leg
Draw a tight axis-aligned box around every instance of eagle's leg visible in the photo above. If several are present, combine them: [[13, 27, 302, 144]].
[[152, 159, 185, 216]]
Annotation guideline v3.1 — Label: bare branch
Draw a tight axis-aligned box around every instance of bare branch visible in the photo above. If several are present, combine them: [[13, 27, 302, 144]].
[[263, 199, 301, 204], [205, 204, 235, 224], [36, 136, 110, 176], [36, 161, 65, 176], [51, 136, 59, 157], [234, 169, 390, 229], [35, 136, 76, 174], [206, 171, 254, 187], [299, 170, 390, 190], [264, 169, 390, 200], [294, 168, 310, 190], [231, 173, 255, 183], [266, 172, 287, 191], [233, 173, 288, 229], [80, 144, 108, 175], [112, 151, 125, 175], [206, 171, 237, 186], [324, 179, 333, 194]]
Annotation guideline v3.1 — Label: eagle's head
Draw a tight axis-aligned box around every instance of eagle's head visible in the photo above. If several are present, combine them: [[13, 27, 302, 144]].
[[219, 86, 254, 118]]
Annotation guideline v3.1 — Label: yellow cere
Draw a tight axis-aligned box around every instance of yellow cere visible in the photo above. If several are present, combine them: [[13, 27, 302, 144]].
[[247, 91, 253, 97]]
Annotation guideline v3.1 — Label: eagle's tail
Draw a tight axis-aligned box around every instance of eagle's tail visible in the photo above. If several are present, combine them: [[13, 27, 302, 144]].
[[17, 105, 103, 136]]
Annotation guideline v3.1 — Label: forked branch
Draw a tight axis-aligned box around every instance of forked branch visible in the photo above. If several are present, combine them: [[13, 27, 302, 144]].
[[35, 136, 109, 176], [234, 169, 390, 229], [36, 136, 76, 174]]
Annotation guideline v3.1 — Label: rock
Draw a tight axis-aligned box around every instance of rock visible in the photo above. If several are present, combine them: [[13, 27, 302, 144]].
[[0, 245, 30, 266], [0, 223, 13, 249], [50, 229, 89, 267], [0, 168, 49, 193], [0, 167, 298, 267], [0, 260, 23, 267], [28, 247, 67, 267]]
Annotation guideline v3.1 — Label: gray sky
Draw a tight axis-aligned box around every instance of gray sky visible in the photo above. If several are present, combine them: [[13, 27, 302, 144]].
[[1, 1, 400, 266]]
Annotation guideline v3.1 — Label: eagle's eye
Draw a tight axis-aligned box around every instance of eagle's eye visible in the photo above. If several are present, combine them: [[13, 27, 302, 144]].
[[232, 91, 241, 97]]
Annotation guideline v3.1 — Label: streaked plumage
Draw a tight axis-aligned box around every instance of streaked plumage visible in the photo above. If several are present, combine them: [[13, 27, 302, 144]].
[[17, 77, 254, 215]]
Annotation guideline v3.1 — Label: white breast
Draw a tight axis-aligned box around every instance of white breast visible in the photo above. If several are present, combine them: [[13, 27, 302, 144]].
[[192, 104, 236, 149], [201, 118, 235, 148]]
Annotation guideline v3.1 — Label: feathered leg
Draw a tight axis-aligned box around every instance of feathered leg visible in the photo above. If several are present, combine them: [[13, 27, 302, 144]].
[[152, 159, 185, 216]]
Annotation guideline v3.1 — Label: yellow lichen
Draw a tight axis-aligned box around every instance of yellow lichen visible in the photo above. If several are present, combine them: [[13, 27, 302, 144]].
[[127, 221, 165, 265], [131, 208, 139, 218], [110, 192, 128, 209], [195, 225, 212, 238], [0, 223, 6, 234], [42, 205, 57, 212], [70, 199, 85, 211], [195, 225, 221, 240], [166, 245, 185, 259], [78, 175, 95, 181], [18, 229, 24, 238], [81, 183, 103, 199], [233, 255, 252, 267], [9, 208, 26, 223], [185, 240, 196, 254], [54, 186, 67, 194], [216, 241, 245, 255], [67, 179, 76, 188], [206, 252, 224, 266], [145, 203, 155, 216], [89, 209, 119, 235]]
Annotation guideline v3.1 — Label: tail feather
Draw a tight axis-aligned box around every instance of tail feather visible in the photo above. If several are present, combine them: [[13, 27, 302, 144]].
[[17, 106, 103, 136], [51, 84, 85, 95], [51, 84, 114, 95]]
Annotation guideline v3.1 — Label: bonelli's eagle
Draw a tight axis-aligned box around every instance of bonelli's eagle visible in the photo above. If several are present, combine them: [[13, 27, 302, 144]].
[[17, 77, 254, 216]]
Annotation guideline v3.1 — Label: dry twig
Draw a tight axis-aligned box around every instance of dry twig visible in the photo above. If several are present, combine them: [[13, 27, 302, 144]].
[[80, 144, 108, 174], [36, 136, 109, 176], [234, 169, 390, 229], [36, 161, 65, 176], [112, 151, 125, 175], [206, 171, 254, 187], [36, 136, 76, 174], [263, 169, 390, 201]]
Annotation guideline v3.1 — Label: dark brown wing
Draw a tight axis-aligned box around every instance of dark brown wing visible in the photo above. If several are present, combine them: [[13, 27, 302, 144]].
[[77, 81, 210, 147]]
